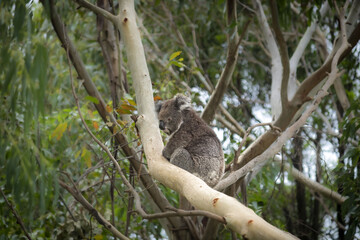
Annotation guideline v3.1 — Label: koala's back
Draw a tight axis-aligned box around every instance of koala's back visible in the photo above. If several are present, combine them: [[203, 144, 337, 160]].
[[169, 109, 224, 186]]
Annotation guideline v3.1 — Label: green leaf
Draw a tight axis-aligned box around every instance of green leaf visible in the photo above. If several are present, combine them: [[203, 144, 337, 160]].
[[85, 96, 100, 104], [34, 44, 49, 116], [81, 147, 92, 168], [13, 2, 26, 39], [171, 61, 185, 68], [127, 98, 136, 106], [169, 51, 182, 61], [215, 34, 226, 43], [51, 122, 68, 140], [2, 60, 16, 94]]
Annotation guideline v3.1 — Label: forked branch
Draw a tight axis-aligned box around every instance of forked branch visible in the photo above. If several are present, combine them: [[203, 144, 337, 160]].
[[217, 8, 351, 191], [74, 0, 118, 25], [269, 0, 290, 109]]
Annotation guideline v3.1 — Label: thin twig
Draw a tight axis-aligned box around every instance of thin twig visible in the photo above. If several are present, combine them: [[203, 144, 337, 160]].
[[59, 194, 77, 222], [313, 193, 346, 230], [58, 180, 129, 240], [0, 188, 33, 240]]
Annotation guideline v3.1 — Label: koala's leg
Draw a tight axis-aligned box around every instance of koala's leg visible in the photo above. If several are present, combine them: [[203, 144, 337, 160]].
[[169, 147, 195, 173]]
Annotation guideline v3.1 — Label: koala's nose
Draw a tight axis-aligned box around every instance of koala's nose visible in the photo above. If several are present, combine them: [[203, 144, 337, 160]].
[[159, 120, 165, 130]]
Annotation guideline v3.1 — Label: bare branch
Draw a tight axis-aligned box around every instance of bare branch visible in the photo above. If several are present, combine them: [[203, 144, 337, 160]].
[[269, 0, 290, 110], [41, 0, 186, 234], [313, 193, 346, 229], [66, 42, 223, 234], [0, 188, 33, 240], [215, 114, 243, 137], [141, 207, 226, 223], [74, 0, 118, 25], [122, 0, 298, 238], [218, 20, 351, 191], [288, 2, 329, 100], [273, 157, 347, 204], [59, 180, 129, 240], [252, 0, 282, 120], [219, 105, 246, 136], [234, 122, 281, 164], [201, 0, 247, 123], [237, 10, 360, 171], [291, 21, 359, 106]]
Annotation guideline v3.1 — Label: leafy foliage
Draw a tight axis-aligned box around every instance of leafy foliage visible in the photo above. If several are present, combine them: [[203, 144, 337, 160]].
[[0, 0, 359, 239]]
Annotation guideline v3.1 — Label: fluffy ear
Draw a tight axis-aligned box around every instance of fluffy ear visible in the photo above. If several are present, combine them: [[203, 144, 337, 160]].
[[174, 94, 191, 110], [155, 101, 163, 114]]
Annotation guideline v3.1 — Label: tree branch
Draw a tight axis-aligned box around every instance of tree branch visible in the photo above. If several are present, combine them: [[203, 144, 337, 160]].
[[121, 0, 298, 238], [201, 0, 243, 123], [66, 37, 223, 236], [0, 188, 33, 240], [234, 123, 281, 164], [291, 22, 359, 106], [288, 2, 329, 100], [315, 109, 358, 146], [59, 180, 129, 240], [40, 0, 185, 234], [74, 0, 118, 25], [219, 18, 351, 191], [236, 4, 360, 171], [252, 0, 282, 120], [269, 0, 290, 110], [273, 157, 347, 204], [159, 2, 214, 91]]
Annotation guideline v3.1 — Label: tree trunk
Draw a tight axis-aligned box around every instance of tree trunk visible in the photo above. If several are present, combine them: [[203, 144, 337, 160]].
[[116, 0, 298, 239], [310, 131, 322, 240], [291, 130, 309, 239]]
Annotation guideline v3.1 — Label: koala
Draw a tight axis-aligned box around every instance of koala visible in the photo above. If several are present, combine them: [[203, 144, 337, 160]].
[[156, 94, 224, 187]]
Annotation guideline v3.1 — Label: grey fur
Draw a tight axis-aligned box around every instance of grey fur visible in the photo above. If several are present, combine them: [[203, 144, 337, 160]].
[[156, 94, 224, 187]]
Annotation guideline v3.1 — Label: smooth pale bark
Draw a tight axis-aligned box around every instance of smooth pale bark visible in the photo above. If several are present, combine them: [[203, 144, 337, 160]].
[[117, 0, 297, 239], [288, 2, 329, 100], [236, 5, 360, 171], [273, 157, 346, 204], [46, 0, 189, 236], [216, 19, 350, 193], [252, 0, 282, 120], [269, 0, 290, 113]]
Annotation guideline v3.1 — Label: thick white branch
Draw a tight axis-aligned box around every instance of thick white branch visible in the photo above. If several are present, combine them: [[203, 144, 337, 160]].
[[253, 0, 282, 120], [288, 2, 329, 100], [119, 0, 297, 239]]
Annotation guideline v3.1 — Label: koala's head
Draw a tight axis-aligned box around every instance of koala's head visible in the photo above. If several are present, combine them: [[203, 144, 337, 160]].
[[156, 94, 191, 135]]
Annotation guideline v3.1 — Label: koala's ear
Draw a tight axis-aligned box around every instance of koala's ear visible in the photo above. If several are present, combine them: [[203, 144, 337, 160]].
[[174, 94, 191, 110], [155, 101, 163, 114]]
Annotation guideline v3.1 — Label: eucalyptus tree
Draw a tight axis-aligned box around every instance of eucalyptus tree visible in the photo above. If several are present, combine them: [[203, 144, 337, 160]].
[[1, 0, 359, 239]]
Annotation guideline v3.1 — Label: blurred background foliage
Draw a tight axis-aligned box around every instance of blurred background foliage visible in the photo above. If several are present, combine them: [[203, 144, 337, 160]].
[[0, 0, 359, 239]]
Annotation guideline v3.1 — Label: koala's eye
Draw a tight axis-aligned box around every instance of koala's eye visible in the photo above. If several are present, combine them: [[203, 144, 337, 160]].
[[167, 117, 172, 122]]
